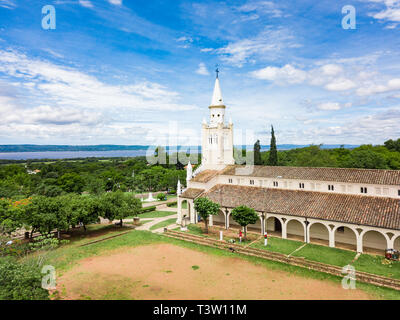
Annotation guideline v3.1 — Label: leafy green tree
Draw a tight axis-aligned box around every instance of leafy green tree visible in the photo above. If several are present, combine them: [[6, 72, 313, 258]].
[[23, 196, 69, 236], [384, 138, 400, 152], [58, 173, 85, 194], [231, 205, 258, 240], [343, 147, 387, 169], [268, 125, 278, 166], [65, 195, 100, 231], [99, 191, 141, 226], [0, 199, 23, 234], [194, 197, 220, 234], [86, 177, 105, 195], [253, 140, 262, 165]]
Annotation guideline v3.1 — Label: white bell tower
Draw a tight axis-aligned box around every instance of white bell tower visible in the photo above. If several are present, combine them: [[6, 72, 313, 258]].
[[201, 68, 234, 170]]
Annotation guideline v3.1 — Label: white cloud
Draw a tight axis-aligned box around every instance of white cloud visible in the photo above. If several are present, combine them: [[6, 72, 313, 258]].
[[356, 77, 400, 95], [320, 64, 343, 76], [324, 78, 356, 91], [79, 0, 93, 8], [215, 27, 301, 67], [251, 63, 356, 91], [317, 102, 352, 111], [251, 64, 307, 84], [196, 63, 210, 76], [0, 0, 16, 9], [108, 0, 122, 5], [0, 49, 198, 143], [367, 0, 400, 22]]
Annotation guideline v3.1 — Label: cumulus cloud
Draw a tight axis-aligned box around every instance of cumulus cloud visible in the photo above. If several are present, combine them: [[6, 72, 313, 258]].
[[251, 63, 358, 92], [251, 59, 400, 97], [317, 102, 352, 111], [251, 64, 307, 84], [0, 49, 198, 143], [304, 107, 400, 144], [196, 63, 210, 76], [367, 0, 400, 22]]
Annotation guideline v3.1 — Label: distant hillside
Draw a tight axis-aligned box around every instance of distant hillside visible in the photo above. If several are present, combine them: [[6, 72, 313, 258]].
[[0, 144, 359, 153]]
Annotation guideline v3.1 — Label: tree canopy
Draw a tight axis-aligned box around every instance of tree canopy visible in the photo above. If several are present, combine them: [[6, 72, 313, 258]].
[[194, 197, 220, 233], [231, 205, 259, 239]]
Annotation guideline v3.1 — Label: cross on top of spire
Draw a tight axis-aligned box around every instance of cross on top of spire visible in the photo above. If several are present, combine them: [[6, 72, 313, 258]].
[[215, 65, 219, 79]]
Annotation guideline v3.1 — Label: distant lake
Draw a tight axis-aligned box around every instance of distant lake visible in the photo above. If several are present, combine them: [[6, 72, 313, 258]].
[[0, 150, 150, 160]]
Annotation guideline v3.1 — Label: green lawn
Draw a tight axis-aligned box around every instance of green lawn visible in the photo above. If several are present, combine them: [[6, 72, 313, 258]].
[[38, 228, 400, 300], [292, 243, 356, 267], [186, 224, 208, 237], [250, 237, 304, 255], [354, 254, 400, 280], [170, 202, 187, 209], [149, 218, 177, 231], [138, 210, 176, 219]]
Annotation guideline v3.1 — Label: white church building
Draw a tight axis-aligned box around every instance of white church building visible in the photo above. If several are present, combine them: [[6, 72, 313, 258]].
[[177, 73, 400, 254]]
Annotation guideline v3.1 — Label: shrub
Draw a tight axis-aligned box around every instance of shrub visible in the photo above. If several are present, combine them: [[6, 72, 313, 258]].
[[167, 201, 177, 207], [0, 257, 49, 300], [140, 206, 156, 214], [156, 193, 166, 201]]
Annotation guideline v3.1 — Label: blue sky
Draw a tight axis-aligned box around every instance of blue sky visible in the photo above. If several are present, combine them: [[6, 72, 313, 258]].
[[0, 0, 400, 146]]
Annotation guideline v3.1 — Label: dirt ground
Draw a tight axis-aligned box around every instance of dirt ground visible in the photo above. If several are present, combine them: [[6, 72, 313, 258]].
[[56, 243, 373, 300]]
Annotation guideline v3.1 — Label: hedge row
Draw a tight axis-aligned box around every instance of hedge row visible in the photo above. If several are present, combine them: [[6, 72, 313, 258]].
[[166, 201, 177, 207], [139, 206, 156, 214]]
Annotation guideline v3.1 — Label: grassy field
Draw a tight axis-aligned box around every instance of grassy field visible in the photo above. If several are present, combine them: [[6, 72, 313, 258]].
[[251, 237, 305, 255], [125, 210, 176, 219], [149, 218, 177, 231], [169, 202, 187, 209], [185, 226, 400, 281], [137, 210, 176, 219], [32, 225, 400, 300]]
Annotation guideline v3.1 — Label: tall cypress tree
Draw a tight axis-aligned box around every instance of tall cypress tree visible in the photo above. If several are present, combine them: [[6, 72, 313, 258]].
[[253, 139, 262, 165], [268, 125, 278, 166]]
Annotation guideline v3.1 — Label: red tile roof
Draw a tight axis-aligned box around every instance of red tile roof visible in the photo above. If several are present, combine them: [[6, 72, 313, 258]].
[[203, 184, 400, 230], [191, 170, 220, 183], [221, 165, 400, 186], [180, 188, 205, 199]]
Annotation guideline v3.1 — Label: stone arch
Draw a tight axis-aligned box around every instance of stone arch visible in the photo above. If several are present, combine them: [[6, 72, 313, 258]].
[[286, 218, 306, 242], [361, 229, 388, 253], [308, 221, 330, 246], [333, 226, 358, 251], [212, 208, 228, 227], [266, 216, 282, 237], [393, 235, 400, 251]]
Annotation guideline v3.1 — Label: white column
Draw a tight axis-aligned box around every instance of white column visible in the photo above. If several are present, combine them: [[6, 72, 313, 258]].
[[385, 234, 395, 249], [189, 201, 195, 224], [177, 197, 182, 225], [305, 223, 310, 243], [223, 211, 227, 229], [329, 229, 335, 248], [209, 214, 213, 227], [388, 237, 394, 250], [259, 215, 265, 235], [282, 219, 287, 239], [227, 210, 231, 229], [356, 232, 363, 253]]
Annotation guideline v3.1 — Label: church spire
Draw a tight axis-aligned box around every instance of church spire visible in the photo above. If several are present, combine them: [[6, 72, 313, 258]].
[[210, 68, 224, 106]]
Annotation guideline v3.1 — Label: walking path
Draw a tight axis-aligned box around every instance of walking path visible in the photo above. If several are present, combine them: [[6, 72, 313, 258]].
[[135, 213, 178, 232], [287, 243, 307, 257]]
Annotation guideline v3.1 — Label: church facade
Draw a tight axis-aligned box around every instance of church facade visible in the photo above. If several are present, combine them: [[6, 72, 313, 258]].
[[177, 74, 400, 254]]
